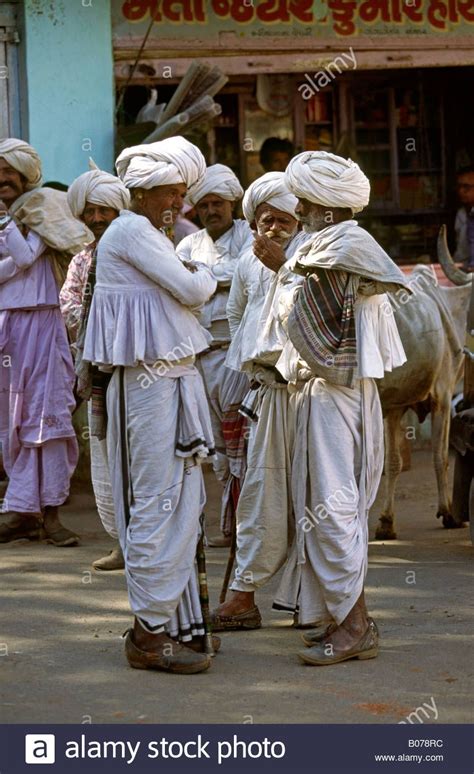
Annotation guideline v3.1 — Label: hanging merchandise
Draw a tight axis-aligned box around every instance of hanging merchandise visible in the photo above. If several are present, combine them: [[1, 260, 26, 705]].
[[256, 74, 294, 117]]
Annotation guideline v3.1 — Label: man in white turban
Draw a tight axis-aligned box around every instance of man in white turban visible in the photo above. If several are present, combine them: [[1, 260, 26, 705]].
[[60, 168, 130, 571], [115, 136, 205, 192], [0, 139, 84, 547], [211, 171, 310, 631], [177, 164, 252, 547], [258, 151, 409, 665], [84, 137, 218, 674]]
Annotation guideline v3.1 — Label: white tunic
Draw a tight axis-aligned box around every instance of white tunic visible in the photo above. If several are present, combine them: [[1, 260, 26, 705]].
[[83, 210, 216, 367], [226, 230, 309, 373], [177, 219, 252, 343]]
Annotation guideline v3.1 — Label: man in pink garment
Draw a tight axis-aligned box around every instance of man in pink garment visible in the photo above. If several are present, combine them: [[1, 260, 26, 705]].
[[0, 139, 82, 546]]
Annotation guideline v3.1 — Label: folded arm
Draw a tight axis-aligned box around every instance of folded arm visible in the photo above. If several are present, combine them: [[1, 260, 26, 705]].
[[0, 221, 45, 284], [125, 226, 217, 307]]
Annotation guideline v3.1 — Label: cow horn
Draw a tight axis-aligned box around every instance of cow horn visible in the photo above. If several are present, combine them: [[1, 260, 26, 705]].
[[437, 224, 471, 285]]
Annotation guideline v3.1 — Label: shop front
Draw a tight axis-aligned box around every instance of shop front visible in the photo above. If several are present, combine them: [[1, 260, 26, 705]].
[[112, 1, 474, 260]]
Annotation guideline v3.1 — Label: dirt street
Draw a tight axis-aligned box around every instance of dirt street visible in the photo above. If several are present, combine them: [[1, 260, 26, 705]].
[[0, 450, 472, 725]]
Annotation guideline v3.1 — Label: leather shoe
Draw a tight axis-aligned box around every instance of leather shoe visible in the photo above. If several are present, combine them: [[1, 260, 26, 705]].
[[210, 605, 262, 632], [93, 545, 125, 571], [298, 623, 378, 666], [124, 630, 211, 674], [301, 617, 379, 647]]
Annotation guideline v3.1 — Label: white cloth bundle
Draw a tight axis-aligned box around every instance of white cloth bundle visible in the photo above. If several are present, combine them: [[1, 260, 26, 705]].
[[67, 169, 130, 219], [9, 188, 92, 254], [0, 138, 42, 190], [115, 136, 205, 190], [187, 163, 243, 205], [242, 171, 297, 223], [285, 151, 370, 214]]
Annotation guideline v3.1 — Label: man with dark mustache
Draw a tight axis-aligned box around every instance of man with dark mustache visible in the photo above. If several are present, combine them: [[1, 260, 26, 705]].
[[0, 139, 88, 546]]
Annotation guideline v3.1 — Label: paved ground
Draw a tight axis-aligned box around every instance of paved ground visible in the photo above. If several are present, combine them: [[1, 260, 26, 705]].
[[0, 450, 472, 725]]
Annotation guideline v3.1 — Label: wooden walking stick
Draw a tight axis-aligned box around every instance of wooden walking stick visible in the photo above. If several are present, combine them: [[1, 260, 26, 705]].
[[219, 512, 237, 604], [196, 514, 215, 656]]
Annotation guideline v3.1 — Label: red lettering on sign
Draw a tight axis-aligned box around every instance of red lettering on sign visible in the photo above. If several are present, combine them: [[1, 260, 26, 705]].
[[289, 0, 313, 22], [122, 0, 161, 21], [458, 0, 474, 21], [359, 0, 391, 23], [162, 0, 200, 20], [402, 0, 423, 22], [427, 0, 459, 28], [257, 0, 290, 23], [327, 0, 357, 35]]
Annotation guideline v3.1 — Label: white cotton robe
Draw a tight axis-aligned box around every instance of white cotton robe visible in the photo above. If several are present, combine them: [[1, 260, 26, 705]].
[[83, 210, 217, 637], [274, 292, 407, 625], [226, 231, 309, 592], [177, 220, 252, 532]]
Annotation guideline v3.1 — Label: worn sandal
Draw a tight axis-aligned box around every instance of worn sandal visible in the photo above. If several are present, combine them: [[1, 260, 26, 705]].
[[0, 520, 42, 543], [210, 606, 262, 632], [44, 525, 80, 547]]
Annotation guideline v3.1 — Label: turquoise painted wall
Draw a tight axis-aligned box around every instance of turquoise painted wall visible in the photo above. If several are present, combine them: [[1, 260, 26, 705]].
[[22, 0, 114, 184]]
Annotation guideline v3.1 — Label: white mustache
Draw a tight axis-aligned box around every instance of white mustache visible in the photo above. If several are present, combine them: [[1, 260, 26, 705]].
[[264, 229, 293, 240]]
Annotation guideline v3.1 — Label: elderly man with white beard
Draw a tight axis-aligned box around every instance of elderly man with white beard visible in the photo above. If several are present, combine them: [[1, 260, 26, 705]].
[[211, 171, 309, 631], [263, 151, 410, 665], [60, 168, 131, 571], [177, 164, 252, 546], [83, 137, 219, 674]]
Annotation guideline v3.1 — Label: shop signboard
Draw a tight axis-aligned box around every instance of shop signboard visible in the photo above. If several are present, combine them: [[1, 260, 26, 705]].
[[112, 0, 474, 40]]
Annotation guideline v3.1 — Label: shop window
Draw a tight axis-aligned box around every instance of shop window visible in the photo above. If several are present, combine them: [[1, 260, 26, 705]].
[[304, 91, 334, 153], [350, 76, 446, 262]]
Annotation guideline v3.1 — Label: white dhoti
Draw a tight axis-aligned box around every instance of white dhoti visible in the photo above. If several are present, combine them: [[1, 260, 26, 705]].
[[197, 347, 249, 533], [87, 403, 117, 539], [230, 382, 296, 592], [107, 363, 213, 639], [274, 376, 384, 625]]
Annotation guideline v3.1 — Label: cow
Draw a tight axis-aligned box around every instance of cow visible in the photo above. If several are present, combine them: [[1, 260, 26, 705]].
[[374, 226, 471, 540]]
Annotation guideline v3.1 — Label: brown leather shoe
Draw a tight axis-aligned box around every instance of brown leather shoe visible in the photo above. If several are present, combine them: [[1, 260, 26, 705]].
[[298, 623, 379, 666], [44, 525, 79, 547], [124, 630, 211, 674], [301, 617, 379, 647], [42, 507, 79, 547], [210, 605, 262, 632]]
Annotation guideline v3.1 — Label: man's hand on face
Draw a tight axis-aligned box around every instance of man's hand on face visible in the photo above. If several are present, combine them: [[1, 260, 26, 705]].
[[253, 234, 286, 272]]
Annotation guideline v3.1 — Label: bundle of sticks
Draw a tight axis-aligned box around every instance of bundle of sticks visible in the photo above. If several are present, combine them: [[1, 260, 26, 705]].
[[139, 61, 228, 143]]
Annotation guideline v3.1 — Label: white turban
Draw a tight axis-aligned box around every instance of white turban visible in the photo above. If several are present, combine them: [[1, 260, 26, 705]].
[[67, 169, 130, 219], [242, 171, 298, 223], [187, 163, 243, 206], [285, 151, 370, 214], [0, 138, 42, 190], [115, 136, 205, 190]]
